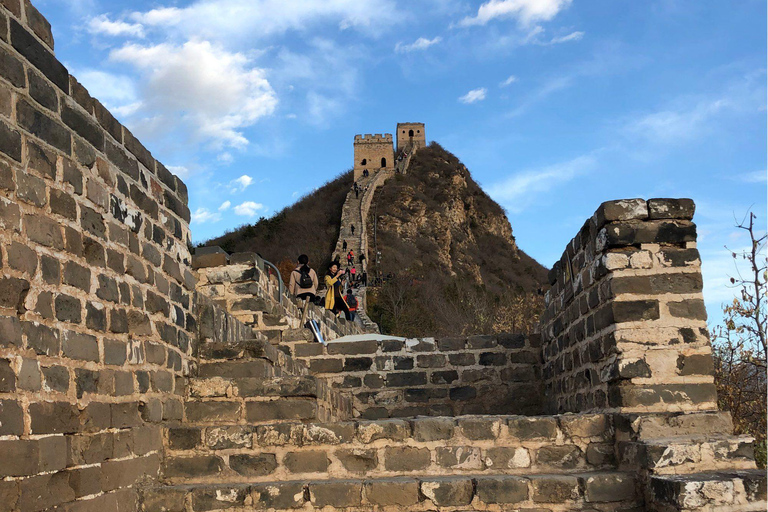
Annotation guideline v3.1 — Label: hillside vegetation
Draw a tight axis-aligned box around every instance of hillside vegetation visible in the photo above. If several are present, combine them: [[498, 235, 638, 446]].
[[366, 143, 548, 336], [202, 171, 350, 273]]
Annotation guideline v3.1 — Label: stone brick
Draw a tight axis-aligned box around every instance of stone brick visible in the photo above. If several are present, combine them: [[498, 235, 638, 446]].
[[191, 485, 248, 510], [531, 475, 581, 503], [476, 476, 529, 504], [612, 299, 660, 322], [364, 479, 419, 506], [412, 417, 455, 441], [535, 445, 583, 468], [18, 358, 41, 391], [450, 385, 477, 401], [336, 448, 378, 473], [61, 330, 99, 362], [559, 414, 609, 438], [103, 338, 127, 365], [28, 69, 58, 112], [62, 101, 104, 150], [251, 482, 305, 509], [163, 455, 224, 478], [81, 204, 106, 239], [458, 417, 500, 440], [63, 261, 91, 291], [0, 45, 25, 88], [484, 447, 531, 469], [648, 198, 695, 220], [23, 320, 59, 355], [384, 446, 430, 471], [344, 356, 372, 371], [584, 473, 636, 502], [7, 241, 37, 275], [0, 118, 21, 162], [42, 365, 69, 393], [436, 446, 483, 470], [676, 353, 714, 376], [387, 371, 426, 387], [0, 359, 14, 392], [26, 139, 56, 179], [283, 450, 329, 473], [309, 481, 363, 507], [23, 1, 54, 49], [29, 401, 80, 434], [309, 358, 343, 373], [17, 98, 71, 153], [0, 276, 29, 312], [25, 214, 64, 249], [668, 298, 707, 320], [417, 353, 446, 367], [0, 399, 23, 435], [327, 339, 378, 354], [246, 400, 317, 422], [229, 453, 278, 476], [55, 293, 81, 323], [356, 419, 410, 443], [420, 477, 473, 506], [185, 401, 241, 423]]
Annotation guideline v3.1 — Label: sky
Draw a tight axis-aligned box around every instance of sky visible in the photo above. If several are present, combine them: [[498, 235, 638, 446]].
[[35, 0, 766, 325]]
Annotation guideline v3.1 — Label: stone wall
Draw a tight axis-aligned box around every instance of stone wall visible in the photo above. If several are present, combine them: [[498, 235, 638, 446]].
[[194, 251, 363, 343], [396, 122, 426, 152], [538, 199, 717, 414], [353, 134, 394, 180], [282, 334, 542, 419], [0, 0, 199, 508]]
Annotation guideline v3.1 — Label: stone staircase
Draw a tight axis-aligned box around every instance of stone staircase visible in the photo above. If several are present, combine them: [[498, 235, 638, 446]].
[[135, 333, 766, 511]]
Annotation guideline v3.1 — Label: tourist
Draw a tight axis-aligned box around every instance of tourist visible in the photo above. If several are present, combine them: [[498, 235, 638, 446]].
[[342, 240, 347, 251], [350, 266, 356, 281], [324, 262, 350, 319], [345, 291, 358, 321], [359, 253, 366, 265], [288, 254, 318, 325], [351, 224, 355, 235], [362, 271, 368, 286]]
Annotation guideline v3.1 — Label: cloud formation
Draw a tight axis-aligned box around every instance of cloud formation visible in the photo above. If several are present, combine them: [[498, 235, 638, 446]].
[[219, 201, 231, 211], [110, 40, 277, 148], [234, 201, 265, 216], [549, 30, 583, 44], [459, 87, 487, 104], [395, 36, 442, 53], [230, 175, 254, 192], [458, 0, 572, 27], [191, 207, 221, 224], [88, 14, 145, 37], [500, 75, 518, 87]]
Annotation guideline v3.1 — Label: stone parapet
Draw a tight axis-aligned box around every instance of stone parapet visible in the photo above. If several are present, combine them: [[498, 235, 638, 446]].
[[539, 199, 717, 415], [284, 333, 543, 418]]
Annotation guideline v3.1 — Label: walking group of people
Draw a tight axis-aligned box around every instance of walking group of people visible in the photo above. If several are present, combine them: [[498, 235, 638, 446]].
[[287, 253, 363, 324]]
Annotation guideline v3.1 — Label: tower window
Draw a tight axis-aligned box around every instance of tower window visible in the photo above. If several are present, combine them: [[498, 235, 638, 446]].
[[361, 158, 367, 165], [409, 129, 414, 137], [381, 157, 387, 167]]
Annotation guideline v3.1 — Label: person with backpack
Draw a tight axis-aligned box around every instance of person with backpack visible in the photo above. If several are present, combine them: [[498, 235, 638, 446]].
[[342, 240, 347, 251], [289, 255, 318, 324], [345, 291, 358, 321]]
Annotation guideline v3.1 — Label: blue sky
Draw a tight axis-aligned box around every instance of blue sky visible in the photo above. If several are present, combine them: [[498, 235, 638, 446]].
[[36, 0, 766, 322]]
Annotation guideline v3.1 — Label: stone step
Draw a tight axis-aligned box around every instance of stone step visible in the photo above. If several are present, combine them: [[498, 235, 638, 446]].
[[615, 411, 735, 441], [649, 469, 767, 511], [161, 414, 620, 485], [199, 337, 309, 376], [618, 435, 756, 474], [181, 397, 323, 427], [143, 472, 640, 510]]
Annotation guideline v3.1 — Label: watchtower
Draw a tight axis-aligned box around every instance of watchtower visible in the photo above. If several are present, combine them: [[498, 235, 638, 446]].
[[396, 122, 426, 153], [353, 133, 394, 181]]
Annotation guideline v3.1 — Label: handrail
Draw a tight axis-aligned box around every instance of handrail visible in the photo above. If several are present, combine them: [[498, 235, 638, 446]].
[[258, 255, 284, 305]]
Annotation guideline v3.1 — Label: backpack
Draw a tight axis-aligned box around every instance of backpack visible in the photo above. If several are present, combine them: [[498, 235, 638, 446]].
[[297, 266, 313, 289], [346, 294, 358, 309]]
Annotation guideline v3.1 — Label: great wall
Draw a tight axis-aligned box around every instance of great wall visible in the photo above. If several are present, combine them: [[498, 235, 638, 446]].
[[0, 1, 764, 511]]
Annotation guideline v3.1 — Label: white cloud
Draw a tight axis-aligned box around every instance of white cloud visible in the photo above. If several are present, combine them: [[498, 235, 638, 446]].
[[458, 0, 572, 27], [219, 200, 231, 211], [500, 75, 518, 87], [110, 40, 277, 148], [489, 154, 596, 213], [75, 69, 138, 109], [234, 201, 265, 216], [395, 36, 442, 53], [191, 207, 221, 224], [459, 87, 487, 104], [736, 170, 767, 183], [549, 30, 583, 44], [230, 175, 254, 192], [130, 0, 398, 41], [218, 152, 234, 164], [625, 98, 730, 144], [88, 14, 145, 38]]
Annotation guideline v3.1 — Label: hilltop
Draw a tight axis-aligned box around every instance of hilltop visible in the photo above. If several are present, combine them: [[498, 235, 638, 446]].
[[202, 142, 548, 336]]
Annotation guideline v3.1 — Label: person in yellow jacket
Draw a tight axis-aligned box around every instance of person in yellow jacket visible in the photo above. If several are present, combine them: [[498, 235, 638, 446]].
[[324, 262, 350, 319]]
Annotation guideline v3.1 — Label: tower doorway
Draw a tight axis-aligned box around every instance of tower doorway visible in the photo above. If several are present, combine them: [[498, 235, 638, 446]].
[[381, 157, 387, 167]]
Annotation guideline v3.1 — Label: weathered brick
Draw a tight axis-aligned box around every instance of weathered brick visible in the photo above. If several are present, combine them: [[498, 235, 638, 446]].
[[185, 401, 241, 423], [336, 448, 378, 473], [420, 477, 474, 506], [535, 445, 583, 468], [42, 365, 69, 393], [18, 358, 41, 391], [364, 479, 419, 506], [7, 241, 37, 275], [412, 417, 455, 441], [356, 419, 410, 443], [25, 214, 64, 249], [0, 118, 21, 162], [29, 401, 80, 434], [476, 476, 529, 504], [507, 418, 557, 442], [310, 481, 362, 507], [436, 446, 483, 469], [28, 69, 59, 112], [584, 473, 636, 502], [55, 293, 81, 323], [0, 276, 29, 312], [251, 482, 305, 509], [283, 450, 329, 473], [0, 399, 23, 435], [327, 339, 378, 355], [383, 446, 430, 471], [668, 298, 707, 320], [531, 475, 581, 503], [246, 400, 317, 422], [229, 453, 278, 476]]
